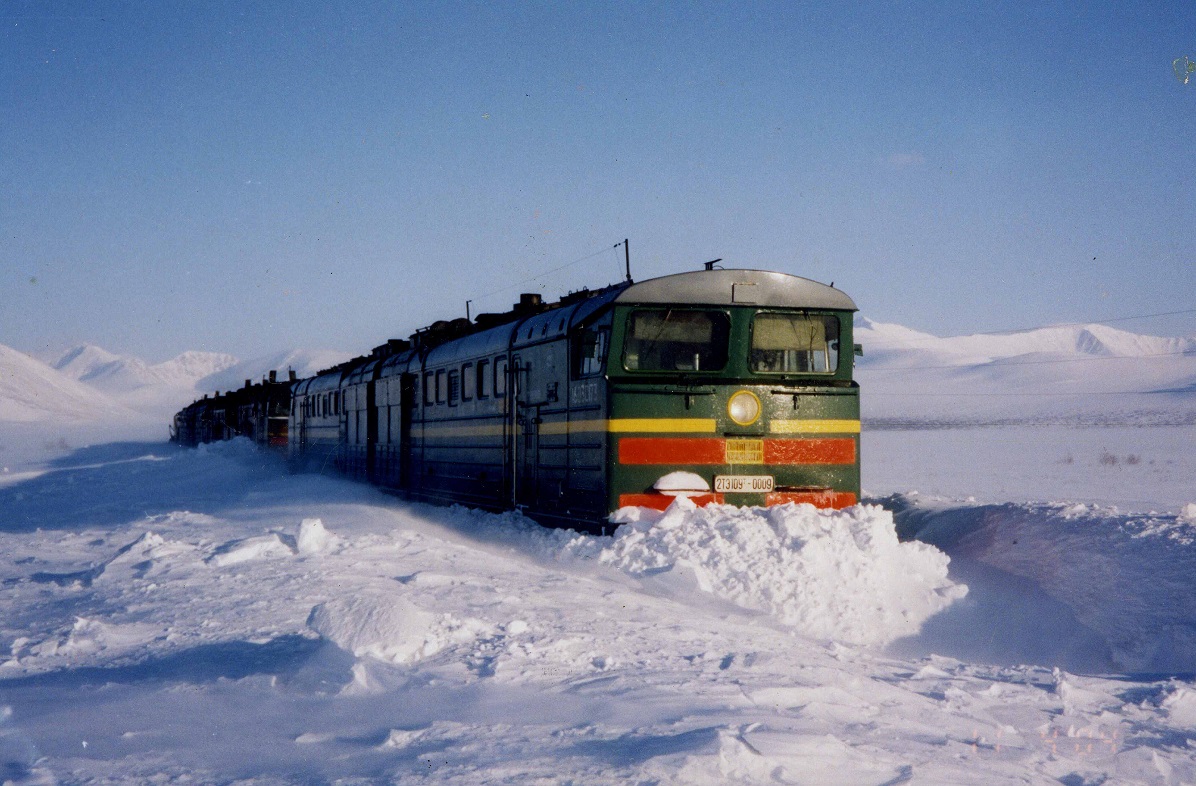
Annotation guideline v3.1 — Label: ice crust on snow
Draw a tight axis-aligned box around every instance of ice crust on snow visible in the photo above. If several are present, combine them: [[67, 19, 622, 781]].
[[601, 498, 967, 646]]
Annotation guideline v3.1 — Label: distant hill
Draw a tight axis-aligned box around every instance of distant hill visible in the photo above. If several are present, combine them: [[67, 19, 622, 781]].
[[199, 349, 355, 394], [0, 344, 131, 422], [855, 318, 1196, 425], [41, 345, 355, 420], [52, 345, 238, 394]]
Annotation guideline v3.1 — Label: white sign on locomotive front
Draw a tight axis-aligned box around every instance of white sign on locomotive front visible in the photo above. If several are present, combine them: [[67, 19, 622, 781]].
[[713, 475, 775, 493]]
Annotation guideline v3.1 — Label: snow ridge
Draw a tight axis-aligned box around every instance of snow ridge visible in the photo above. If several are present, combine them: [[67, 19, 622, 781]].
[[599, 498, 967, 645]]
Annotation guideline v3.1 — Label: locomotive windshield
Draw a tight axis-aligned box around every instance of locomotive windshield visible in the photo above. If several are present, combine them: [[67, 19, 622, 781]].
[[623, 309, 730, 372], [750, 312, 840, 373]]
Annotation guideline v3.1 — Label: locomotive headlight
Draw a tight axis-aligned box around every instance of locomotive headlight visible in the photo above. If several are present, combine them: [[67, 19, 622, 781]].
[[727, 390, 761, 426]]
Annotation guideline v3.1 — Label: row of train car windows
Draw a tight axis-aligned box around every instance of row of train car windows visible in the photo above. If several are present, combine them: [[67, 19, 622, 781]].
[[423, 357, 509, 408], [293, 327, 614, 418], [296, 392, 343, 418]]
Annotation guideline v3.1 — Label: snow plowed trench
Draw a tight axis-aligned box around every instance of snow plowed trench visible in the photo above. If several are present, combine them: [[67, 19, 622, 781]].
[[889, 495, 1196, 673]]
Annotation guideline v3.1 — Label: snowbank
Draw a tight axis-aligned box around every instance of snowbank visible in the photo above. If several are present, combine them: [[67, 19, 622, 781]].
[[892, 497, 1196, 672], [601, 499, 966, 646], [307, 594, 490, 666]]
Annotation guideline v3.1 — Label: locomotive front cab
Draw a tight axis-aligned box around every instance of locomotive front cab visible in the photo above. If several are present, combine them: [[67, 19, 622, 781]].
[[604, 269, 860, 514]]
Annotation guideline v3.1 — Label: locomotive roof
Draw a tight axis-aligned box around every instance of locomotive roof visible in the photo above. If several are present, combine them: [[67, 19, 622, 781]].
[[615, 269, 857, 311]]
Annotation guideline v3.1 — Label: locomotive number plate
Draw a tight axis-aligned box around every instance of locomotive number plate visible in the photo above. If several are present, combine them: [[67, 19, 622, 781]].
[[714, 475, 775, 493]]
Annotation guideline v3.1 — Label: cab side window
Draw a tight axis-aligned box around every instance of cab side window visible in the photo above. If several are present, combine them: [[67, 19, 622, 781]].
[[573, 324, 609, 378]]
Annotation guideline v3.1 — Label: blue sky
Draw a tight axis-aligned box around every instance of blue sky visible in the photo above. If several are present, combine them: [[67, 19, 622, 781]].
[[3, 2, 1194, 362]]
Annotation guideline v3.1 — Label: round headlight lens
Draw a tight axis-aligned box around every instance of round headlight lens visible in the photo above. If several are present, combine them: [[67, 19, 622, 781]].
[[727, 390, 761, 426]]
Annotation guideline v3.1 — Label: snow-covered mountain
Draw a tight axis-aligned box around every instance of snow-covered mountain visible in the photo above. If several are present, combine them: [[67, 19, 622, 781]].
[[856, 317, 1196, 366], [0, 344, 130, 422], [52, 344, 237, 394], [198, 349, 355, 394], [34, 345, 353, 420], [855, 317, 1196, 425]]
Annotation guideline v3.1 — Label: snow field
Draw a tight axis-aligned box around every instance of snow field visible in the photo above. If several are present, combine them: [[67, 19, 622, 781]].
[[0, 437, 1194, 783]]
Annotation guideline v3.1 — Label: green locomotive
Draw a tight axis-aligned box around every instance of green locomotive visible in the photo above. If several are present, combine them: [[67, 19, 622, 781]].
[[174, 268, 860, 532]]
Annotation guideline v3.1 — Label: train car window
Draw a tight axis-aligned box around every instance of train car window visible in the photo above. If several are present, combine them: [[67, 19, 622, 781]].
[[447, 370, 460, 406], [477, 360, 490, 399], [494, 357, 507, 397], [573, 326, 609, 378], [623, 310, 730, 372], [435, 369, 446, 404], [461, 363, 474, 402], [750, 313, 840, 373], [423, 372, 434, 406]]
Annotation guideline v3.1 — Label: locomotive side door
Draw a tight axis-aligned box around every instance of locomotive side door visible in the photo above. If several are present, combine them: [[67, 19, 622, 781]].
[[510, 354, 539, 510], [364, 378, 378, 481], [399, 373, 416, 490]]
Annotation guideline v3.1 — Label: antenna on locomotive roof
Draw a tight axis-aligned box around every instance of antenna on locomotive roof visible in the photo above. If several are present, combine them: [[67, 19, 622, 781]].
[[618, 238, 632, 283], [465, 299, 472, 321]]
